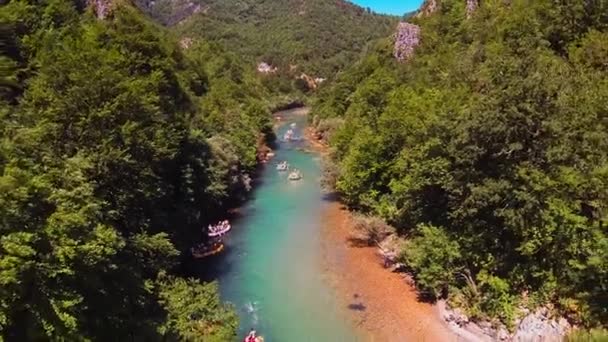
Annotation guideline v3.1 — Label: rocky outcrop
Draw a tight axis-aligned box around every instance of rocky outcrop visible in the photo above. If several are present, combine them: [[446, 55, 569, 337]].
[[299, 73, 315, 88], [257, 62, 277, 74], [377, 235, 404, 270], [398, 1, 479, 61], [417, 0, 479, 19], [134, 0, 202, 26], [88, 0, 112, 19], [298, 73, 324, 90], [256, 135, 273, 164], [440, 302, 572, 342], [167, 1, 201, 25], [466, 0, 479, 18], [513, 308, 571, 342], [179, 37, 193, 49], [417, 0, 438, 17], [394, 22, 421, 62]]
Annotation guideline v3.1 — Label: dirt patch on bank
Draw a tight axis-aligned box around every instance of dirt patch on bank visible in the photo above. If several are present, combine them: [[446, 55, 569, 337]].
[[320, 201, 459, 341]]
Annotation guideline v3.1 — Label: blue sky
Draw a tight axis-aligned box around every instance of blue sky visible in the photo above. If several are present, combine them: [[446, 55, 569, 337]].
[[349, 0, 424, 15]]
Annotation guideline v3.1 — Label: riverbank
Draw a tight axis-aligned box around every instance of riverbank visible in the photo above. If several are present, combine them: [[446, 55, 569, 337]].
[[320, 200, 457, 341], [305, 122, 578, 342], [302, 124, 457, 340]]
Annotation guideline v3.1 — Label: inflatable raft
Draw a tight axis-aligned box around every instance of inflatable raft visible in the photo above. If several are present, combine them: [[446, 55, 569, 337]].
[[191, 242, 224, 259]]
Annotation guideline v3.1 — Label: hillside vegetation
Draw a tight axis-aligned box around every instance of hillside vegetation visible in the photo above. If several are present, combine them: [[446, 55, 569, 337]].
[[313, 0, 607, 329], [161, 0, 400, 78], [0, 0, 273, 339]]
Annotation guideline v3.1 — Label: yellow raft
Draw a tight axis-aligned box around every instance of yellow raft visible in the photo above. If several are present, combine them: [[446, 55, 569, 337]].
[[192, 243, 224, 259]]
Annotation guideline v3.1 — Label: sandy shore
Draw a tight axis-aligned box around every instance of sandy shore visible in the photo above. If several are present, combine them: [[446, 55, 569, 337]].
[[320, 201, 458, 341]]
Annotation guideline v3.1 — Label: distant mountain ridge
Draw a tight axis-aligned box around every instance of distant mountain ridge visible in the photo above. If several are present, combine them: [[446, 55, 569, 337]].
[[138, 0, 400, 78]]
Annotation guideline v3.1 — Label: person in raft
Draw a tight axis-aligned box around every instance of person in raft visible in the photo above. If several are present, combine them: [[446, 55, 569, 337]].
[[244, 329, 256, 342]]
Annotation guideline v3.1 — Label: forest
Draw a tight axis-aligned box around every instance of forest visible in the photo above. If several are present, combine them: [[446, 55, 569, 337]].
[[168, 0, 399, 78], [0, 0, 276, 339], [134, 0, 404, 101], [313, 0, 607, 331], [2, 0, 608, 339]]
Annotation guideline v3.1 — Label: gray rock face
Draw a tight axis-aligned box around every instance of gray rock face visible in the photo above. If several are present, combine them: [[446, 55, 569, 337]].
[[466, 0, 479, 18], [393, 22, 421, 62], [88, 0, 112, 19], [134, 0, 203, 26], [257, 62, 277, 74], [417, 0, 478, 19], [513, 309, 571, 342], [179, 37, 193, 49], [417, 0, 438, 17], [440, 301, 572, 342]]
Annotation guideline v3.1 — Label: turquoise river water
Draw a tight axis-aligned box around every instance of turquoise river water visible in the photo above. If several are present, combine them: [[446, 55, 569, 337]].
[[195, 109, 359, 341]]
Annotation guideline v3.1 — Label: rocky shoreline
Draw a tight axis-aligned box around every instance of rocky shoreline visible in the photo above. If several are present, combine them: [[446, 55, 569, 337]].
[[439, 301, 571, 342]]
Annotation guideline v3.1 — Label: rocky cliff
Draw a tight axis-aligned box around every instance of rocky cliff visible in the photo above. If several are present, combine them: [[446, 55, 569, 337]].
[[395, 0, 480, 62], [393, 22, 421, 62], [87, 0, 113, 19], [417, 0, 479, 18], [417, 0, 438, 17], [466, 0, 479, 18], [134, 0, 203, 25]]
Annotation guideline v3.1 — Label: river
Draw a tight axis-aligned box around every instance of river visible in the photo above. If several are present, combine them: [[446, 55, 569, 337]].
[[194, 108, 359, 341]]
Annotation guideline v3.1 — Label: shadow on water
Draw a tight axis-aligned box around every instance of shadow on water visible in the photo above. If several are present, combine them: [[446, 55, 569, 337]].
[[321, 191, 341, 203], [183, 246, 236, 283], [249, 164, 269, 190]]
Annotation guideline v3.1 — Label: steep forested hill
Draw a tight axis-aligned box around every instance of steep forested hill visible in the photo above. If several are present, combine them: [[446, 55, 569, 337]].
[[0, 0, 273, 339], [139, 0, 400, 77], [313, 0, 608, 331]]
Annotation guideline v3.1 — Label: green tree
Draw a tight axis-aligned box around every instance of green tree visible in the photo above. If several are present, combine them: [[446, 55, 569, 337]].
[[316, 0, 608, 327], [0, 0, 266, 339], [401, 224, 462, 298], [158, 276, 238, 341]]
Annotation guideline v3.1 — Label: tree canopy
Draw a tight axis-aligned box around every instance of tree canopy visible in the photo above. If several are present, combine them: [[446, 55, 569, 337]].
[[313, 0, 608, 328], [161, 0, 399, 78], [0, 0, 272, 339]]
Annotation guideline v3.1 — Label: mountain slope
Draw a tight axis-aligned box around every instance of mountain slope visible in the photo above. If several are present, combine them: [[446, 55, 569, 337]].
[[0, 0, 274, 339], [313, 0, 608, 331], [140, 0, 400, 77]]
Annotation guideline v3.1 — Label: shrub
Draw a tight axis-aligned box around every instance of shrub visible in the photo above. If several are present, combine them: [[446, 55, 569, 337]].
[[351, 214, 394, 245], [316, 117, 344, 142], [477, 271, 518, 327], [320, 154, 340, 193], [566, 329, 608, 342], [401, 224, 462, 299]]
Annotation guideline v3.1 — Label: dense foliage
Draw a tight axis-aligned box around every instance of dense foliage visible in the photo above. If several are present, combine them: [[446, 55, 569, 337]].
[[0, 0, 272, 339], [313, 0, 608, 328], [163, 0, 399, 77]]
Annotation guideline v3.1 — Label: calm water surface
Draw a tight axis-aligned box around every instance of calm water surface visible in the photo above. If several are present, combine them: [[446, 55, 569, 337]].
[[196, 109, 359, 341]]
